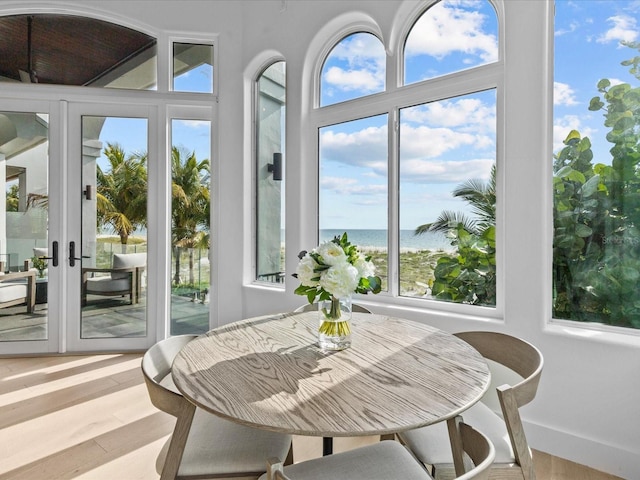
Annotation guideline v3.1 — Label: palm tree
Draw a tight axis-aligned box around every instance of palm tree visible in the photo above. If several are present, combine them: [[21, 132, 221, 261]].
[[415, 164, 496, 238], [171, 146, 210, 285], [6, 184, 19, 212], [96, 143, 148, 249], [414, 164, 497, 306]]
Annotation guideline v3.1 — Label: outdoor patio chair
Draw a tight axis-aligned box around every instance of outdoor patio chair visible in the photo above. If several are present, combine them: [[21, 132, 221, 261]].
[[264, 417, 495, 480], [82, 252, 146, 306], [397, 331, 543, 480], [142, 335, 293, 480], [0, 270, 36, 313]]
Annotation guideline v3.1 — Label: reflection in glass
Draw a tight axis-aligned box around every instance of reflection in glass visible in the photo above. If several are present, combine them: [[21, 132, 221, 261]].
[[173, 43, 214, 93], [256, 62, 286, 285], [0, 14, 157, 90], [0, 111, 49, 341]]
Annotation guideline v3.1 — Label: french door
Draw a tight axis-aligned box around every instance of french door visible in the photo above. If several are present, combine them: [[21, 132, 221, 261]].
[[66, 102, 158, 352], [0, 98, 160, 354]]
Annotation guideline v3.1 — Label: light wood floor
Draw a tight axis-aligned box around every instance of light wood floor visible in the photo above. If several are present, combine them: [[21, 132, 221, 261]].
[[0, 353, 623, 480]]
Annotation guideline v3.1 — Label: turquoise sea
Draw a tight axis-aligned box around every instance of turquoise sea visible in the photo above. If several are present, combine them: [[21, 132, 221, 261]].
[[319, 229, 453, 251]]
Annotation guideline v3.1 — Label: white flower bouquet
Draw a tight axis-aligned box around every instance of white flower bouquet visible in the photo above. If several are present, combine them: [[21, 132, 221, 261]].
[[294, 233, 381, 341]]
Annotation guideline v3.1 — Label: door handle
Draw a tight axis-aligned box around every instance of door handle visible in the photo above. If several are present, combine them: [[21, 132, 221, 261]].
[[38, 240, 59, 267], [69, 241, 90, 267]]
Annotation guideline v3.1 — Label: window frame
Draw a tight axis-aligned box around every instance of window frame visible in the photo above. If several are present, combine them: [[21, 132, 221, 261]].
[[167, 34, 217, 96], [309, 1, 505, 318], [253, 59, 287, 287]]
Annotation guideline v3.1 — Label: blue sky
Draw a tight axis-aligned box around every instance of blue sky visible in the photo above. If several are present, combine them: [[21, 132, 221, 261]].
[[554, 0, 640, 163], [318, 0, 640, 230], [98, 1, 640, 232], [97, 63, 213, 167]]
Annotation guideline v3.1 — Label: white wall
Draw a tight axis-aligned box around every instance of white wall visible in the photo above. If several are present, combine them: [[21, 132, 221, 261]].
[[1, 0, 638, 477]]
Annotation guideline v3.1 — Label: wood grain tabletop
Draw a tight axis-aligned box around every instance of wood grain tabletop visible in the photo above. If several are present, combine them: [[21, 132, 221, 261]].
[[172, 311, 490, 438]]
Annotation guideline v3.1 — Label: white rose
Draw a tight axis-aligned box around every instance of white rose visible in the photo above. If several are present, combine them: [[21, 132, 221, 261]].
[[316, 241, 347, 266], [319, 263, 359, 298], [354, 255, 376, 279], [296, 253, 319, 286]]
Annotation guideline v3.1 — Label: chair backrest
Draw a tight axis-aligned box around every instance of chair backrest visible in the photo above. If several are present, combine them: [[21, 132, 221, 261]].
[[294, 302, 372, 314], [33, 247, 48, 258], [267, 418, 493, 480], [454, 331, 543, 408], [455, 419, 496, 480], [454, 331, 542, 480], [112, 252, 147, 279], [141, 335, 197, 416]]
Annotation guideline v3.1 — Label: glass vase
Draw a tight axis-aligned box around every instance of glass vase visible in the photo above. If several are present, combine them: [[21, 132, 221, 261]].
[[318, 295, 352, 351]]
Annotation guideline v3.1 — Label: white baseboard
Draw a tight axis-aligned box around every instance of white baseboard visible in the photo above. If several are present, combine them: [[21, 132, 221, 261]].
[[525, 419, 639, 479]]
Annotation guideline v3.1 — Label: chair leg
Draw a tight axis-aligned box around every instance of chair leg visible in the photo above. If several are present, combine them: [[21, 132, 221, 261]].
[[160, 401, 196, 480], [447, 416, 465, 477]]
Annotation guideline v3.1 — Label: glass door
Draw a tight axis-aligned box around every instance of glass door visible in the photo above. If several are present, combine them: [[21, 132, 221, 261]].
[[66, 102, 157, 352], [0, 103, 58, 354]]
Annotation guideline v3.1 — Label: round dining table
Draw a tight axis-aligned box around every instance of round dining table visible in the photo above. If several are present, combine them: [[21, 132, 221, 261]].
[[172, 311, 490, 458]]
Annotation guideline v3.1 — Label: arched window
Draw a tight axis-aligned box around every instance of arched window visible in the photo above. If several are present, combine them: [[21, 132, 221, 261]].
[[403, 0, 498, 85], [314, 2, 500, 310], [256, 61, 286, 284], [320, 32, 385, 107]]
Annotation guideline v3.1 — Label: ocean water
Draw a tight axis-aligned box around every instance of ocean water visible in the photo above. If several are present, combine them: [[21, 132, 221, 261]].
[[319, 229, 453, 251]]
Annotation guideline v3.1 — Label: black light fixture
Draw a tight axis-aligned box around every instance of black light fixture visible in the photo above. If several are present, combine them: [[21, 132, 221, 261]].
[[268, 152, 283, 181]]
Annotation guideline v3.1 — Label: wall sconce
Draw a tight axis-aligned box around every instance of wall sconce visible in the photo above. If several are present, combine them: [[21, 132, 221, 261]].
[[268, 153, 283, 181]]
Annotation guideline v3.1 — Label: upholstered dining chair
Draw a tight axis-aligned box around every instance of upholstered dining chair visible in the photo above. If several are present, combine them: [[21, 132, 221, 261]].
[[294, 302, 372, 313], [263, 417, 495, 480], [141, 335, 293, 480], [397, 331, 543, 480]]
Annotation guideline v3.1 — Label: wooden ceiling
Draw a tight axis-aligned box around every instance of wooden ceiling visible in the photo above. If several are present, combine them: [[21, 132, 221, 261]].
[[0, 14, 156, 86]]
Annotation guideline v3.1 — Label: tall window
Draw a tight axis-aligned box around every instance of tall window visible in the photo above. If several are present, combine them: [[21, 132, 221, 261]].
[[399, 90, 496, 304], [316, 0, 499, 308], [553, 0, 640, 329], [256, 61, 286, 284], [170, 118, 211, 335]]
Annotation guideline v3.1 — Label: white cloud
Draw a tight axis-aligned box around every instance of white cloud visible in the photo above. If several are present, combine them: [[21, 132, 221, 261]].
[[400, 158, 494, 184], [405, 1, 498, 63], [555, 20, 579, 37], [554, 82, 578, 106], [177, 119, 210, 129], [320, 125, 388, 170], [597, 15, 638, 45], [323, 33, 385, 93], [401, 97, 495, 134], [324, 66, 382, 92], [320, 176, 386, 196], [400, 123, 494, 160]]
